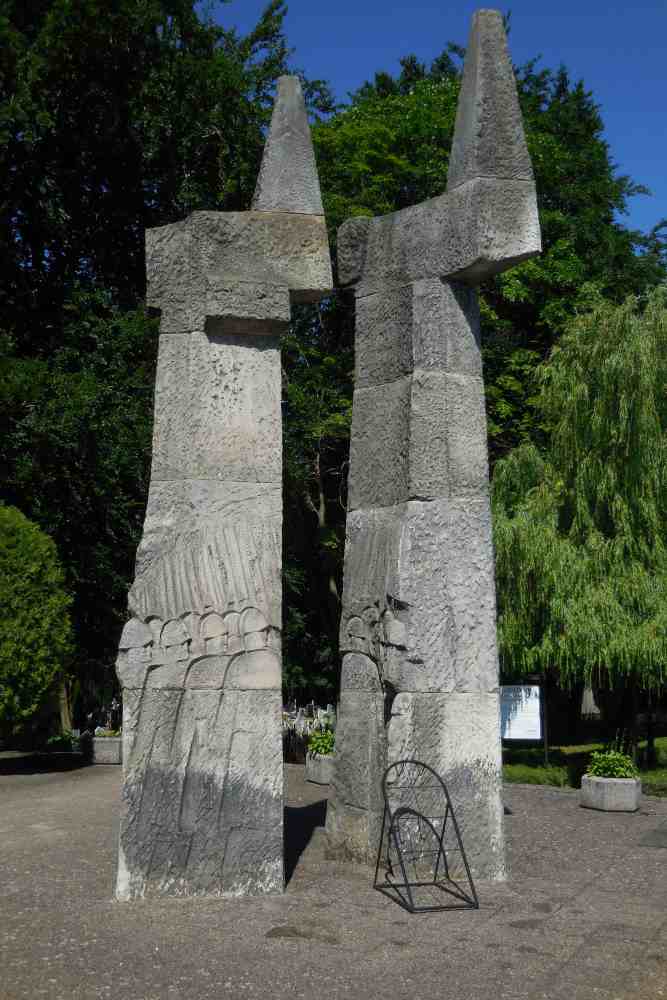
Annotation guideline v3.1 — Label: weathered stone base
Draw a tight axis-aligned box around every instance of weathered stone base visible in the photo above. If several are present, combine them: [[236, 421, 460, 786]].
[[327, 492, 506, 879], [326, 684, 385, 864], [93, 737, 122, 764], [305, 752, 335, 785], [116, 688, 283, 900], [580, 775, 641, 813], [327, 691, 505, 880]]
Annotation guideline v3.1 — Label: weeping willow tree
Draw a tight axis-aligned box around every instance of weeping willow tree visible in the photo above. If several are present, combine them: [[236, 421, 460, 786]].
[[492, 287, 667, 740]]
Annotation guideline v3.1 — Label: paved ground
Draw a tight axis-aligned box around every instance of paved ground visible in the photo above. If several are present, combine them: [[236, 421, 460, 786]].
[[1, 758, 666, 1000]]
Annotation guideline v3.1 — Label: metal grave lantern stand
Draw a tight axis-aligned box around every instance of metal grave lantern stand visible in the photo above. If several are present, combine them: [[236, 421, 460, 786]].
[[374, 761, 479, 913]]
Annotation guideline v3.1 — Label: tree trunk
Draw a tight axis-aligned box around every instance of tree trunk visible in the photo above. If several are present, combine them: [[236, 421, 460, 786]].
[[58, 679, 72, 733], [645, 703, 657, 768], [313, 447, 341, 644]]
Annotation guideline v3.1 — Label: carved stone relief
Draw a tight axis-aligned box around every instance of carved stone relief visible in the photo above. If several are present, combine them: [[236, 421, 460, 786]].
[[115, 76, 332, 900], [326, 11, 541, 881]]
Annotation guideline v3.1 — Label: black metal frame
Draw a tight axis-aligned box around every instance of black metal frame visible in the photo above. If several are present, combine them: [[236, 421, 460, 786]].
[[373, 759, 479, 913]]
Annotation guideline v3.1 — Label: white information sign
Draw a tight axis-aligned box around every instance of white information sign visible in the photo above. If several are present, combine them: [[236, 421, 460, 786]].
[[500, 685, 542, 741]]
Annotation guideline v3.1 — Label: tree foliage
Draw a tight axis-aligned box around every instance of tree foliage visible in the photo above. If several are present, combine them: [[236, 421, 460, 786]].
[[282, 300, 353, 697], [0, 0, 305, 354], [312, 56, 666, 462], [280, 49, 666, 696], [492, 288, 667, 691], [0, 0, 333, 704], [0, 3, 665, 705], [0, 292, 157, 705], [0, 504, 73, 728]]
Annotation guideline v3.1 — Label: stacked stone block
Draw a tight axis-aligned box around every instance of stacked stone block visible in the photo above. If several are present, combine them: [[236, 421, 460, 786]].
[[115, 77, 331, 900], [326, 10, 541, 879]]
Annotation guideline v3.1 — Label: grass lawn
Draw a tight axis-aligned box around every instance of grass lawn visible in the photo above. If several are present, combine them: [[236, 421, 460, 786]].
[[502, 736, 667, 797]]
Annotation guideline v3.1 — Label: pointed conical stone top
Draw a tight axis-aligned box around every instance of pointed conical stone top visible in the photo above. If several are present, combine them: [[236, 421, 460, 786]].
[[447, 9, 534, 191], [252, 75, 325, 215]]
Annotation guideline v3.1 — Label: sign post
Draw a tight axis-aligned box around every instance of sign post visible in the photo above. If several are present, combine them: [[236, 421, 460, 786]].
[[500, 682, 549, 765]]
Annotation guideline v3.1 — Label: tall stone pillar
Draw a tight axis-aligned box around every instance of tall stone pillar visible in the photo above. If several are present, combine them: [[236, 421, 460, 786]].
[[326, 10, 541, 879], [115, 77, 332, 899]]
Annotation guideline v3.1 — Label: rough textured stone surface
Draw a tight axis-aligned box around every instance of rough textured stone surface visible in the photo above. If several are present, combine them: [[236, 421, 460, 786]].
[[347, 378, 411, 509], [93, 737, 122, 765], [146, 211, 330, 332], [354, 279, 481, 388], [326, 686, 386, 863], [149, 329, 283, 483], [348, 366, 489, 509], [338, 499, 500, 695], [447, 10, 535, 190], [413, 278, 482, 376], [580, 775, 642, 813], [305, 752, 336, 786], [328, 10, 541, 879], [252, 76, 325, 216], [116, 77, 331, 899], [386, 692, 505, 879], [337, 178, 540, 292]]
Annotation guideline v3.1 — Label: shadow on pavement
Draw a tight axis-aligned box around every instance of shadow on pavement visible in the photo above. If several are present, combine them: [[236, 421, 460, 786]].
[[284, 799, 327, 884], [0, 752, 90, 775]]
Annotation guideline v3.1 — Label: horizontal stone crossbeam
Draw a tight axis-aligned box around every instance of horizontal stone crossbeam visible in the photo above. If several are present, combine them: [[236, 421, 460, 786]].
[[338, 177, 540, 292], [146, 210, 331, 334], [338, 8, 540, 292]]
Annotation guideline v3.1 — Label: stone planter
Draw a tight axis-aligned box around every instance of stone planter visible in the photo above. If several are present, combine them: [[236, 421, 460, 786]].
[[305, 751, 335, 785], [580, 774, 641, 812], [93, 736, 122, 765]]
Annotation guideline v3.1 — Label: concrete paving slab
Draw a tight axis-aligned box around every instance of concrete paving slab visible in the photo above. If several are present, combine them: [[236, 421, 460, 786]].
[[0, 768, 666, 1000]]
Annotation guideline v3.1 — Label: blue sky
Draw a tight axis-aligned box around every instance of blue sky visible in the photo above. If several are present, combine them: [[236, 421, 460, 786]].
[[216, 0, 666, 236]]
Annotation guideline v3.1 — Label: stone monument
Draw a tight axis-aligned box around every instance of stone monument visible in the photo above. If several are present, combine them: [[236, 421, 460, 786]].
[[115, 77, 332, 899], [326, 10, 541, 879]]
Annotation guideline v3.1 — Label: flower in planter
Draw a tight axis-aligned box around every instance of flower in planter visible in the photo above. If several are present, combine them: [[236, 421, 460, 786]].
[[581, 749, 641, 812], [586, 750, 638, 779], [307, 727, 335, 757]]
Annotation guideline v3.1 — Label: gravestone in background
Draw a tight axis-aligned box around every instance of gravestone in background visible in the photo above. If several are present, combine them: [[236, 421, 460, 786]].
[[326, 10, 541, 879], [115, 77, 332, 899]]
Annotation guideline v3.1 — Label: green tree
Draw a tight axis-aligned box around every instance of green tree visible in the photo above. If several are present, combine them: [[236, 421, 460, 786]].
[[0, 0, 334, 705], [0, 504, 73, 733], [312, 57, 666, 464], [0, 292, 157, 709], [492, 288, 667, 720], [3, 5, 666, 708], [0, 0, 301, 355], [282, 300, 353, 699], [279, 49, 666, 695]]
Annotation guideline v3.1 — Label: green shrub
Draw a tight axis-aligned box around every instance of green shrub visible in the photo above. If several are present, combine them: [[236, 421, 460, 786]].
[[586, 750, 638, 779], [503, 763, 570, 787], [46, 730, 76, 752], [0, 505, 73, 729], [308, 727, 335, 756]]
